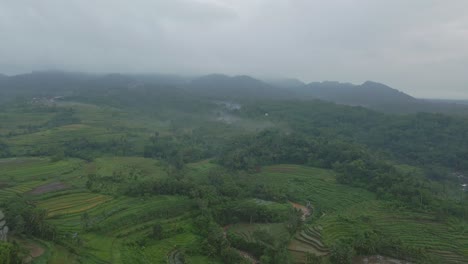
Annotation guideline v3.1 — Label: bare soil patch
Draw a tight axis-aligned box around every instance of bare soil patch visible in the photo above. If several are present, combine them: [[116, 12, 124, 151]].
[[28, 182, 68, 195], [266, 166, 296, 173], [353, 255, 412, 264], [21, 240, 45, 263], [290, 202, 311, 221]]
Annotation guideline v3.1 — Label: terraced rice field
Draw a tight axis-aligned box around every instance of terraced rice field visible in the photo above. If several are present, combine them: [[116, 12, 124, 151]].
[[228, 223, 289, 243], [92, 156, 167, 180], [0, 180, 45, 202], [29, 182, 69, 195], [9, 124, 126, 154], [0, 110, 55, 135], [288, 226, 329, 263], [141, 233, 199, 263], [60, 101, 167, 133], [0, 157, 83, 182], [166, 250, 225, 264], [37, 192, 113, 218], [33, 192, 196, 263], [249, 165, 467, 263], [250, 165, 375, 213], [228, 222, 330, 263], [318, 201, 468, 263]]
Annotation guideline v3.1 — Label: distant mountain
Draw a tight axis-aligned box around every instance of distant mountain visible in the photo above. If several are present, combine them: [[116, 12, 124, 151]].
[[130, 73, 191, 86], [1, 71, 467, 114], [87, 73, 136, 88], [295, 81, 416, 107], [0, 71, 91, 99], [186, 74, 289, 99], [288, 81, 468, 114], [425, 99, 468, 106], [264, 78, 306, 89]]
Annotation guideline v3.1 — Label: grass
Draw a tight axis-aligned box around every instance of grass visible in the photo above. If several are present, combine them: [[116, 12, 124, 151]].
[[0, 109, 55, 136], [228, 223, 289, 243], [186, 159, 219, 181], [37, 192, 113, 218], [0, 157, 83, 182], [92, 157, 167, 180], [252, 165, 468, 263], [48, 244, 79, 264], [1, 128, 465, 264], [0, 180, 45, 202], [140, 233, 200, 263], [0, 102, 252, 263], [33, 191, 200, 263], [9, 124, 126, 154], [246, 164, 375, 212], [319, 200, 467, 263]]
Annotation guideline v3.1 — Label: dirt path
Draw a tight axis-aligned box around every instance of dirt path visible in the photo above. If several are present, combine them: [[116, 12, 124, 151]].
[[28, 182, 68, 195], [290, 202, 311, 221], [22, 241, 45, 263]]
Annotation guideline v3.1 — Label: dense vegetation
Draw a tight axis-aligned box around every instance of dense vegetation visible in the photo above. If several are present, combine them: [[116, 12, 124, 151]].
[[0, 72, 466, 263]]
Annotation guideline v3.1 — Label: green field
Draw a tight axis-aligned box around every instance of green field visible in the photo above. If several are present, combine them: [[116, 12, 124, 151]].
[[1, 156, 466, 264], [0, 156, 221, 263], [228, 223, 289, 243], [234, 165, 468, 263], [0, 93, 467, 264], [0, 157, 83, 182]]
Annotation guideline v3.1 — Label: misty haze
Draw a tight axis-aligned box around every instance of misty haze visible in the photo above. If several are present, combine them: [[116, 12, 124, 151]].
[[0, 1, 467, 264]]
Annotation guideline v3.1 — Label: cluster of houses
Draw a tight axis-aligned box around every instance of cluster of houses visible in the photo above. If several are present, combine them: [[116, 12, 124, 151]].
[[31, 95, 64, 105]]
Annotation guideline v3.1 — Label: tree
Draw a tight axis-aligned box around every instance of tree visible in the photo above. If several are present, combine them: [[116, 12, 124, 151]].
[[330, 240, 355, 264], [220, 248, 243, 264], [0, 141, 11, 158], [152, 223, 164, 240], [285, 208, 303, 235], [0, 242, 21, 264], [81, 212, 90, 230]]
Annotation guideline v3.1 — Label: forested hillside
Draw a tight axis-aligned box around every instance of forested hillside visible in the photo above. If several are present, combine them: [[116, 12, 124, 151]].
[[0, 72, 466, 264]]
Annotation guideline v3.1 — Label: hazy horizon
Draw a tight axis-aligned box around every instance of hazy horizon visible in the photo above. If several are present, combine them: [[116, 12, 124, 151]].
[[1, 0, 467, 99]]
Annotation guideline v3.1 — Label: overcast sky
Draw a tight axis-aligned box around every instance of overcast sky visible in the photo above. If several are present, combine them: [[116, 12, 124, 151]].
[[1, 0, 467, 98]]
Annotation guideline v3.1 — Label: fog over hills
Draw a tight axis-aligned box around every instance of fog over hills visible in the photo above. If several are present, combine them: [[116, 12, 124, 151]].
[[263, 78, 306, 89], [186, 74, 290, 99], [1, 71, 468, 114]]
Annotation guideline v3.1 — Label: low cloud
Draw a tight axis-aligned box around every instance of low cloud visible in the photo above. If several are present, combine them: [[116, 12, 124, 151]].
[[1, 0, 467, 98]]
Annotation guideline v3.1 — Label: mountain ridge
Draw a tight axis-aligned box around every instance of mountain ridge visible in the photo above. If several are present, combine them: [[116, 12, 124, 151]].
[[1, 71, 467, 114]]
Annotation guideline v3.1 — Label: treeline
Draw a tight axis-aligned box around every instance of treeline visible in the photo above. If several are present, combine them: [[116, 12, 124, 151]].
[[0, 242, 21, 264], [1, 198, 57, 241], [218, 130, 367, 170], [143, 132, 213, 169], [191, 193, 292, 263], [240, 100, 468, 173], [218, 130, 467, 218], [0, 140, 10, 158], [115, 127, 466, 218], [15, 136, 136, 161]]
